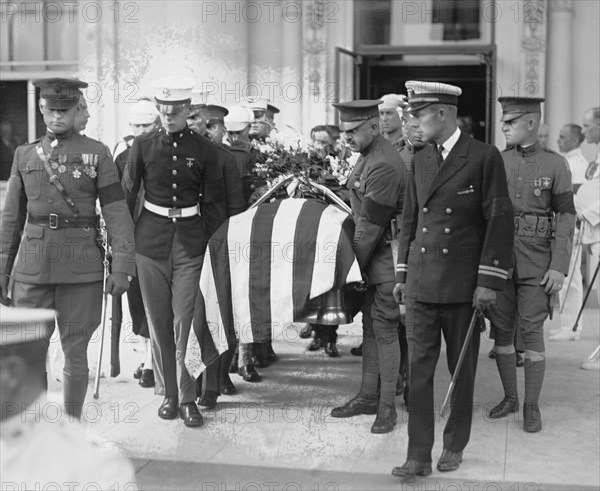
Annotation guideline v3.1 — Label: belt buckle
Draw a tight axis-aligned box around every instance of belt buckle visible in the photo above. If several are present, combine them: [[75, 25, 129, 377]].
[[168, 208, 182, 218], [49, 213, 58, 230]]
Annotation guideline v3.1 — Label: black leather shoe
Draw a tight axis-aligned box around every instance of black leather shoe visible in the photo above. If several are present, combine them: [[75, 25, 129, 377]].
[[523, 402, 542, 433], [489, 395, 519, 419], [308, 337, 323, 351], [179, 402, 203, 427], [391, 460, 432, 479], [325, 341, 339, 357], [158, 396, 178, 420], [133, 363, 144, 379], [139, 369, 155, 388], [267, 342, 278, 362], [251, 355, 270, 368], [371, 402, 397, 434], [331, 394, 378, 418], [228, 352, 239, 374], [198, 390, 218, 409], [299, 324, 313, 339], [350, 344, 363, 357], [222, 376, 236, 395], [437, 449, 462, 472], [488, 347, 496, 359], [238, 364, 260, 382]]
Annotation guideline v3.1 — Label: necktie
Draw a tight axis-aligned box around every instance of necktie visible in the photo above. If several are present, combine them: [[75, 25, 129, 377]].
[[437, 144, 444, 167]]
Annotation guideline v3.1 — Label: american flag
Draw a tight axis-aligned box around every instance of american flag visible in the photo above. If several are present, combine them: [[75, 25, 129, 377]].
[[185, 198, 362, 377]]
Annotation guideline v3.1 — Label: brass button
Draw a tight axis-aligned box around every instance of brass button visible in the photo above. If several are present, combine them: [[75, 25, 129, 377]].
[[422, 227, 428, 234], [173, 142, 178, 148], [421, 247, 426, 253], [172, 196, 177, 202], [172, 217, 177, 223], [172, 169, 177, 175], [172, 156, 177, 161], [446, 208, 452, 214], [423, 207, 429, 214], [172, 183, 177, 189], [179, 133, 183, 138], [442, 248, 449, 255], [444, 228, 451, 234]]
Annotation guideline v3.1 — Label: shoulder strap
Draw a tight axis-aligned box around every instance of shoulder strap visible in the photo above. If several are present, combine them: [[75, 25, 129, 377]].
[[36, 143, 82, 217]]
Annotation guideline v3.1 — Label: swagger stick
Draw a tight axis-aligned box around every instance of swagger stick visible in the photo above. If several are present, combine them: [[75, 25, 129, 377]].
[[440, 310, 481, 418], [572, 259, 600, 332], [560, 222, 585, 313]]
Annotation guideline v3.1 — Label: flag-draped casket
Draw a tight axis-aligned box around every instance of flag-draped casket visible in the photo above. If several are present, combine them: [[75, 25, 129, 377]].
[[185, 197, 362, 378]]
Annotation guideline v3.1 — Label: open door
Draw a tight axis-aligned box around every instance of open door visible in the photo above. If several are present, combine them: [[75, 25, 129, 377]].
[[334, 47, 361, 103]]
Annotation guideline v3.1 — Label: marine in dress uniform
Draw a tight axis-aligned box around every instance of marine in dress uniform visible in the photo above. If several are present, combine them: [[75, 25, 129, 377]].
[[122, 76, 223, 427], [392, 81, 514, 480], [0, 78, 135, 420], [0, 307, 136, 488], [487, 97, 576, 432], [329, 100, 407, 434]]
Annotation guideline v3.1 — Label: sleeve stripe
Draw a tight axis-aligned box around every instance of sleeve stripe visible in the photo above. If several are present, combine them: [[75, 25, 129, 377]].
[[479, 265, 508, 275], [479, 270, 508, 280]]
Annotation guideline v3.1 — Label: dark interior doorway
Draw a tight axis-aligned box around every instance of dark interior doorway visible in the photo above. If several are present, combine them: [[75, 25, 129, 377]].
[[364, 64, 488, 142]]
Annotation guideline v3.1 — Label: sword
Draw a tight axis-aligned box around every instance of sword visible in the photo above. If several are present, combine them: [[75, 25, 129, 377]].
[[560, 223, 584, 313], [572, 258, 600, 332], [93, 214, 110, 399], [440, 309, 481, 418]]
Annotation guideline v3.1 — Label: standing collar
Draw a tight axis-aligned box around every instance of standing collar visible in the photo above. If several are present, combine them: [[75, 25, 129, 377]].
[[515, 140, 543, 156]]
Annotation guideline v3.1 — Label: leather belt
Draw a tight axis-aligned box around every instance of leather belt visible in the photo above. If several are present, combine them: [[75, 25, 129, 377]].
[[143, 201, 200, 218], [514, 214, 554, 238], [28, 213, 97, 230]]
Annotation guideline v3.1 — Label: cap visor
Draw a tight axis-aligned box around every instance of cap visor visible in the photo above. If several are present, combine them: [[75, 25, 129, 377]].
[[500, 113, 521, 122], [406, 102, 433, 113], [339, 120, 367, 131], [40, 98, 78, 110]]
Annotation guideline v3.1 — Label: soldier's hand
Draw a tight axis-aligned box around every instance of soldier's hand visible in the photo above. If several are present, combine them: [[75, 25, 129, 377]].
[[105, 273, 130, 296], [393, 283, 405, 304], [0, 274, 10, 306], [540, 269, 564, 294], [473, 286, 496, 312]]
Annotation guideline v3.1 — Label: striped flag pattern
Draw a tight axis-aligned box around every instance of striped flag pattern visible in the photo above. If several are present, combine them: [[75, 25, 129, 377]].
[[185, 198, 362, 377]]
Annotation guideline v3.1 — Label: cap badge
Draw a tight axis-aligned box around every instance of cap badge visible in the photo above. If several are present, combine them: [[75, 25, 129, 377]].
[[162, 89, 171, 98]]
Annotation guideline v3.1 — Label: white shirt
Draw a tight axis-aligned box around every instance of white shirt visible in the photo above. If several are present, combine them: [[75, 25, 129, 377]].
[[0, 396, 136, 490], [563, 147, 589, 186], [575, 151, 600, 246], [437, 127, 462, 160]]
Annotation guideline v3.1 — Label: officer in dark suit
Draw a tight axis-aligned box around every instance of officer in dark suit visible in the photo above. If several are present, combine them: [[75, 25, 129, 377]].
[[329, 100, 407, 434], [123, 76, 224, 427], [0, 78, 136, 419], [392, 81, 514, 479], [487, 97, 575, 433], [187, 102, 245, 408]]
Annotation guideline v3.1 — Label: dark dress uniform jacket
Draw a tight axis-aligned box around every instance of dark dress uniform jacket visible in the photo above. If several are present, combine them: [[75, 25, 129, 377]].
[[502, 141, 575, 279], [346, 134, 407, 285], [123, 127, 222, 259], [397, 131, 514, 303], [0, 130, 135, 283]]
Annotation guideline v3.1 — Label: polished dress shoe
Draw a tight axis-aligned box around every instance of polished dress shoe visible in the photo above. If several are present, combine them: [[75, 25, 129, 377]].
[[158, 396, 178, 420], [488, 347, 496, 359], [437, 449, 462, 472], [489, 395, 519, 419], [331, 394, 377, 418], [251, 355, 270, 368], [371, 402, 397, 434], [133, 363, 144, 379], [299, 324, 313, 339], [350, 344, 363, 357], [139, 369, 155, 388], [179, 402, 203, 427], [391, 460, 432, 479], [325, 341, 339, 357], [198, 390, 218, 409], [238, 364, 260, 382], [523, 402, 542, 433], [307, 337, 323, 351], [222, 376, 236, 395]]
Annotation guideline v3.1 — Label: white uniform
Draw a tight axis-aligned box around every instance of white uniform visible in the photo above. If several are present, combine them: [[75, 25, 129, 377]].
[[0, 396, 137, 490]]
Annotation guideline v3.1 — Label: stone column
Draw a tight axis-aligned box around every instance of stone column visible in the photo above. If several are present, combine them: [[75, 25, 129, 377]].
[[546, 0, 574, 149]]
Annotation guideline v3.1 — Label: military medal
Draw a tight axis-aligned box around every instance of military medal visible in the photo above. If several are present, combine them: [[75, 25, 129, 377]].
[[58, 164, 67, 173], [354, 180, 360, 188], [73, 169, 82, 179], [58, 154, 67, 164], [534, 188, 541, 196]]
